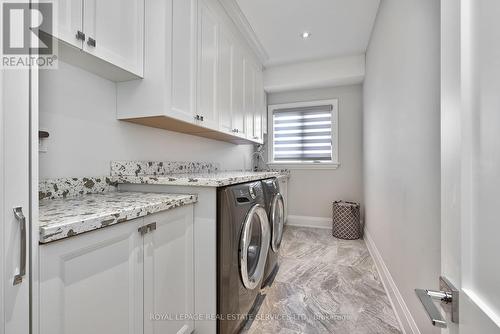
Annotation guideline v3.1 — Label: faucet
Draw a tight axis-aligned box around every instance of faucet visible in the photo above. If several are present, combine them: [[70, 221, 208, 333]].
[[251, 144, 266, 171]]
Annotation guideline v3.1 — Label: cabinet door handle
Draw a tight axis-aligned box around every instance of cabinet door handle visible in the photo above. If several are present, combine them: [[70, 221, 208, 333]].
[[194, 115, 200, 121], [76, 30, 85, 41], [13, 207, 26, 285], [200, 116, 204, 121], [138, 222, 157, 235], [87, 37, 96, 47]]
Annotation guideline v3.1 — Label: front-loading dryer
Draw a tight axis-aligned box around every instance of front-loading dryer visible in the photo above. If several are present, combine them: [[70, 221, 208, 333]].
[[261, 178, 285, 288], [217, 181, 270, 334]]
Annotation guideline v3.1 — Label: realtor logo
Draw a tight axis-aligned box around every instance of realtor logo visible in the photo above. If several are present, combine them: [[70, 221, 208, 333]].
[[1, 1, 57, 68]]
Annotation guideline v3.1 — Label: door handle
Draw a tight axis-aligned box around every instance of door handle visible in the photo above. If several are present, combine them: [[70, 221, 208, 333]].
[[415, 289, 449, 328], [415, 276, 459, 328], [13, 207, 26, 285]]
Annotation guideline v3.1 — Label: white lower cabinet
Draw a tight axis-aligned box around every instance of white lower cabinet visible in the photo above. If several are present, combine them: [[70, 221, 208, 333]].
[[40, 205, 194, 334], [143, 206, 194, 334], [39, 218, 143, 334]]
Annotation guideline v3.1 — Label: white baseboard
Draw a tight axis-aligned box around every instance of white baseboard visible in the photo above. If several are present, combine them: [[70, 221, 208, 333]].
[[364, 230, 421, 334], [286, 215, 331, 229]]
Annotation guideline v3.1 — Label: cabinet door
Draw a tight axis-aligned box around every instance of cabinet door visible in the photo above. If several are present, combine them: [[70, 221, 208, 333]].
[[218, 27, 233, 134], [244, 58, 255, 140], [51, 0, 83, 48], [197, 0, 219, 129], [83, 0, 144, 76], [170, 0, 196, 121], [40, 220, 144, 334], [144, 206, 194, 334], [253, 68, 263, 142], [1, 61, 31, 334], [231, 45, 246, 136]]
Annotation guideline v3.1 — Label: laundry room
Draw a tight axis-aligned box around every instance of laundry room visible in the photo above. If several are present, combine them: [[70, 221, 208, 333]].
[[2, 0, 499, 334]]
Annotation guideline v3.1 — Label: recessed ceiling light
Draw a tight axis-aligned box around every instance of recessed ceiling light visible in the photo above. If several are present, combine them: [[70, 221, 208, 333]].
[[301, 31, 311, 39]]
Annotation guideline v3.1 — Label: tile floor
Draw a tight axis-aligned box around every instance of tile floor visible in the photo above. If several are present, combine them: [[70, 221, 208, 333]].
[[243, 226, 402, 334]]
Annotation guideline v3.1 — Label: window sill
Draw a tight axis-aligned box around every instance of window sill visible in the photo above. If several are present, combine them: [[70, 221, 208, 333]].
[[267, 162, 340, 170]]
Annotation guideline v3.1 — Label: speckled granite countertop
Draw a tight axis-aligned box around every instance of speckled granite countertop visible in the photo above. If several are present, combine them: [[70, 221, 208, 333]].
[[114, 171, 285, 187], [39, 192, 197, 243]]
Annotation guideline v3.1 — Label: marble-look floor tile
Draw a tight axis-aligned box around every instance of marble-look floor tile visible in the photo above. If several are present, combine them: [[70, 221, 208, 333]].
[[243, 226, 401, 334]]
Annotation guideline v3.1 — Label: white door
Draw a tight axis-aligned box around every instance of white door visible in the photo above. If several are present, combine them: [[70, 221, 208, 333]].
[[440, 0, 500, 333], [39, 220, 144, 334], [143, 206, 194, 334], [0, 67, 30, 333], [197, 0, 219, 130], [217, 26, 233, 134], [83, 0, 144, 76], [231, 44, 245, 136], [51, 0, 83, 48]]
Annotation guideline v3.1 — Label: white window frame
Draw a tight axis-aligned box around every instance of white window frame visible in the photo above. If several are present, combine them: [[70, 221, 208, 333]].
[[267, 99, 339, 170]]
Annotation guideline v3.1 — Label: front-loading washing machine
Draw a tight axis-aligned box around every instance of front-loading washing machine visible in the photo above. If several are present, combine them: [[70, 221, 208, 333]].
[[261, 178, 285, 288], [217, 181, 270, 334]]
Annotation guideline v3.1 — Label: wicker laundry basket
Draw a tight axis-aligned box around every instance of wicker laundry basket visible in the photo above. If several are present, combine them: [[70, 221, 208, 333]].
[[332, 201, 362, 240]]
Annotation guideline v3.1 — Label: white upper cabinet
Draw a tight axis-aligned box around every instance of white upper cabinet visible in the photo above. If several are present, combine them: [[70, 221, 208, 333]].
[[83, 0, 144, 77], [171, 0, 197, 120], [197, 0, 219, 129], [217, 27, 234, 134], [52, 0, 82, 48], [253, 67, 263, 143], [116, 0, 265, 144], [244, 58, 256, 140], [231, 44, 246, 137], [51, 0, 144, 80], [117, 0, 196, 123]]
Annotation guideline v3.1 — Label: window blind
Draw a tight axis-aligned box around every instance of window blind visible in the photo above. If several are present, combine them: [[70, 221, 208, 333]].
[[272, 104, 333, 162]]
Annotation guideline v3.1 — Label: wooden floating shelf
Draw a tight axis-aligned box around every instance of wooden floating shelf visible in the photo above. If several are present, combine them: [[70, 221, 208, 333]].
[[122, 116, 261, 145]]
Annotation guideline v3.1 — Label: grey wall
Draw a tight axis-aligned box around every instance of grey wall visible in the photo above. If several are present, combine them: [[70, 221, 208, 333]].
[[39, 61, 254, 179], [363, 0, 440, 333], [267, 84, 363, 219]]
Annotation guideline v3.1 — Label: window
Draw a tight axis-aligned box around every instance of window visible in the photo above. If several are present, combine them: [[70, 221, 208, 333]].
[[268, 99, 338, 168]]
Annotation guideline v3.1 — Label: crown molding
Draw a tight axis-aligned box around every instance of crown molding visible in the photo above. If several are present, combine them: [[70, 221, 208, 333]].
[[218, 0, 269, 65]]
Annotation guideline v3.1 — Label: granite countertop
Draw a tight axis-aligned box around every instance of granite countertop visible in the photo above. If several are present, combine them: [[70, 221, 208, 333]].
[[114, 170, 286, 187], [39, 191, 197, 243]]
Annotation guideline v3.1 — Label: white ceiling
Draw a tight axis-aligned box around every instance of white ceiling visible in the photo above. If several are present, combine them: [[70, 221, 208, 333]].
[[235, 0, 380, 66]]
